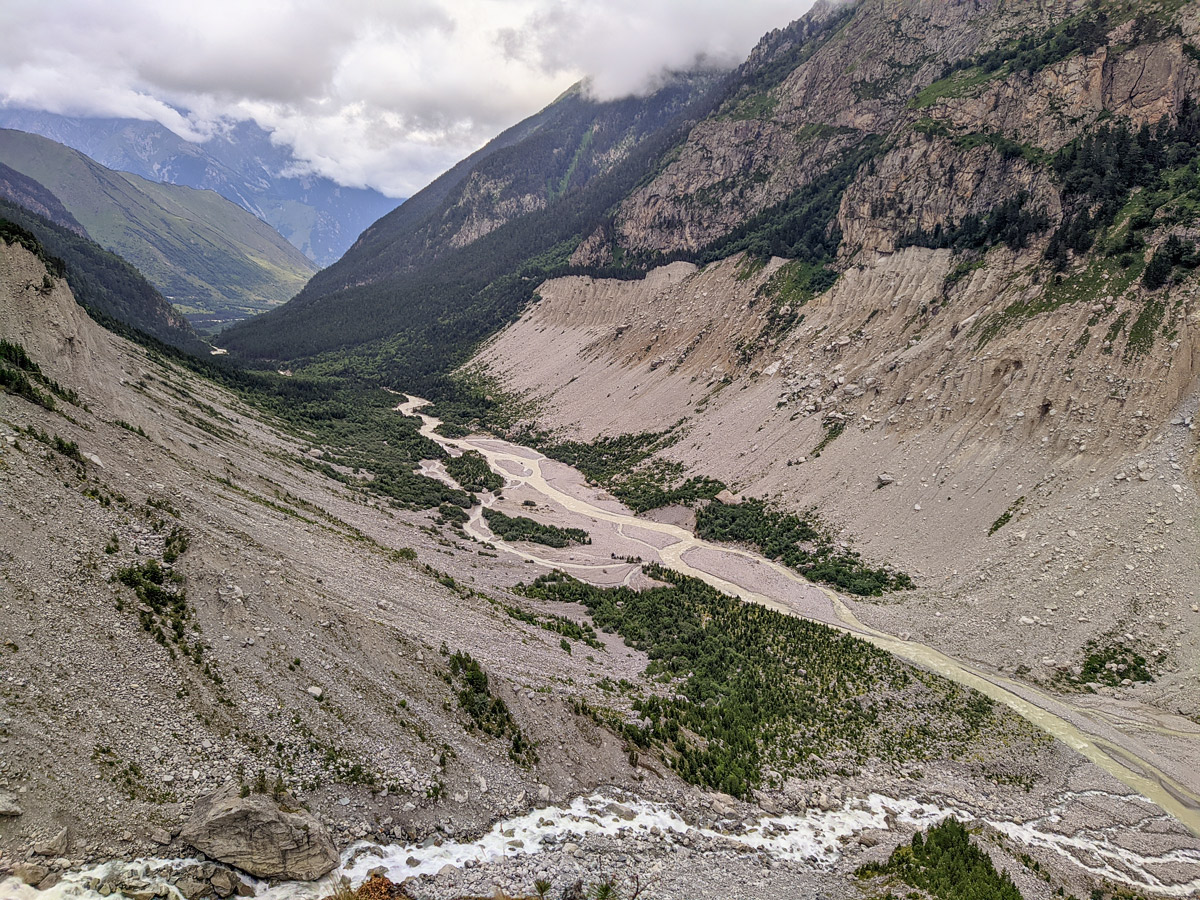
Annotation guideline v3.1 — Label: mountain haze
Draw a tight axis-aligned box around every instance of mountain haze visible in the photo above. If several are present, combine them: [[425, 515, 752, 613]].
[[0, 111, 402, 266], [0, 128, 317, 332]]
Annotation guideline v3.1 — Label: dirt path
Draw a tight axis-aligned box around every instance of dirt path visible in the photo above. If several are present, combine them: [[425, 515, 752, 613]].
[[398, 397, 1200, 839]]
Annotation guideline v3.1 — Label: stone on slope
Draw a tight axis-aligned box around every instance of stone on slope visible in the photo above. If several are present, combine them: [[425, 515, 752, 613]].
[[180, 782, 338, 881], [33, 827, 69, 856], [13, 863, 49, 886]]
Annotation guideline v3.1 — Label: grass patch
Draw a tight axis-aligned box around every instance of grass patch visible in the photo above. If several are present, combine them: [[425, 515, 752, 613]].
[[975, 256, 1140, 347], [521, 567, 1001, 798], [482, 508, 590, 548], [696, 499, 911, 596], [810, 418, 845, 458], [988, 496, 1025, 536]]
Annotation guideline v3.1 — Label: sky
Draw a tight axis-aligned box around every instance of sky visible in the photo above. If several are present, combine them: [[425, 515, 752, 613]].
[[0, 0, 815, 197]]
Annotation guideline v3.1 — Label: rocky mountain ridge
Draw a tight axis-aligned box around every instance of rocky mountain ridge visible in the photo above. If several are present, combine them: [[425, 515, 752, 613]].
[[472, 0, 1200, 726]]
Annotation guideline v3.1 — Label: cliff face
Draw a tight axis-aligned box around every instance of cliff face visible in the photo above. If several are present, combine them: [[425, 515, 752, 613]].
[[476, 0, 1200, 716], [609, 0, 1200, 259]]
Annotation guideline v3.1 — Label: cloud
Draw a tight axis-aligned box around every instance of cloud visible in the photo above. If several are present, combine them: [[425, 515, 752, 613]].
[[0, 0, 815, 197]]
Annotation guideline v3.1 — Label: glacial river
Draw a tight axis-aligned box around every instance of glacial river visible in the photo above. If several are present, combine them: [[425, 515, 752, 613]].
[[399, 397, 1200, 840], [8, 398, 1200, 900]]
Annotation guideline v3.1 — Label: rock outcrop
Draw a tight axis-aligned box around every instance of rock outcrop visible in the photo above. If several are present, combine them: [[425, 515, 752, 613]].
[[180, 783, 338, 881]]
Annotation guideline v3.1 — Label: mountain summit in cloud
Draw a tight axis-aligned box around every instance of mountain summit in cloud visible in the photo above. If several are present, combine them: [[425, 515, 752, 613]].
[[0, 0, 814, 197]]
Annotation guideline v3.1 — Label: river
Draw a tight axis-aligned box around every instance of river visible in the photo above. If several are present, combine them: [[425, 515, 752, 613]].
[[9, 397, 1199, 900]]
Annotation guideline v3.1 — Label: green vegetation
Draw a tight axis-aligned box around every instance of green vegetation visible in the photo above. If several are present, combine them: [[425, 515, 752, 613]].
[[1142, 235, 1200, 290], [18, 425, 85, 465], [527, 428, 727, 513], [499, 601, 604, 650], [911, 67, 1001, 108], [0, 215, 65, 277], [1059, 640, 1155, 689], [114, 419, 148, 437], [915, 10, 1112, 110], [857, 817, 1023, 900], [974, 255, 1142, 347], [1, 199, 202, 351], [444, 450, 503, 493], [696, 136, 883, 266], [482, 507, 590, 548], [113, 557, 210, 672], [522, 567, 1000, 798], [435, 502, 469, 528], [0, 129, 316, 332], [988, 496, 1025, 536], [283, 386, 471, 511], [0, 306, 85, 415], [760, 258, 837, 307], [898, 193, 1050, 254], [1125, 298, 1167, 357], [810, 418, 845, 458], [745, 258, 836, 349], [696, 499, 912, 596], [1046, 100, 1200, 271], [448, 650, 536, 766]]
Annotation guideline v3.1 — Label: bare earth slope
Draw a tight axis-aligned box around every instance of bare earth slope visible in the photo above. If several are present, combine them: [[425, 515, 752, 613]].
[[0, 240, 658, 879], [475, 0, 1200, 730], [6, 240, 1200, 898], [478, 246, 1200, 716]]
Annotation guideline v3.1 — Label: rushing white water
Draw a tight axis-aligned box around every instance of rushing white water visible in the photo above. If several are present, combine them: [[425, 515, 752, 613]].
[[9, 790, 1200, 899]]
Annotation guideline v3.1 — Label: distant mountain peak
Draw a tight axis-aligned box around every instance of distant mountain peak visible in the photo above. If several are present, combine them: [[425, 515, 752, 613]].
[[0, 110, 402, 266]]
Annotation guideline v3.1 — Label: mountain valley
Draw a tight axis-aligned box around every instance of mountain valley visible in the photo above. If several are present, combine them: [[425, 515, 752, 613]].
[[4, 1, 1200, 898], [0, 129, 317, 332]]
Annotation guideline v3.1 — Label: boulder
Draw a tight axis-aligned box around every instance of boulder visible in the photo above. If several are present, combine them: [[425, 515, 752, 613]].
[[180, 783, 338, 881], [0, 792, 21, 816], [34, 827, 70, 856], [13, 862, 49, 886], [715, 489, 742, 505], [174, 875, 213, 899]]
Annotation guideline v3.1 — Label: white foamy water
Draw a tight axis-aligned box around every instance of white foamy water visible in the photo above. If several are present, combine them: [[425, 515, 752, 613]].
[[5, 791, 1198, 899], [336, 792, 944, 884]]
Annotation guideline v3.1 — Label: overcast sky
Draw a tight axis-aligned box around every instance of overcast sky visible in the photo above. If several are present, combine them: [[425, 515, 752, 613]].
[[0, 0, 814, 197]]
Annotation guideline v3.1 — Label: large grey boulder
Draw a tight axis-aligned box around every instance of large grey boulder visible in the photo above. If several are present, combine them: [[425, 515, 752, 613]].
[[180, 783, 338, 881], [0, 792, 21, 817]]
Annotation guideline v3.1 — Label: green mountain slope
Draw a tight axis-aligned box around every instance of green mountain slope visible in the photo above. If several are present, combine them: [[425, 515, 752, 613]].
[[0, 112, 402, 266], [0, 128, 317, 332], [219, 73, 728, 392], [221, 0, 1200, 408], [0, 197, 203, 352], [0, 161, 87, 235]]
